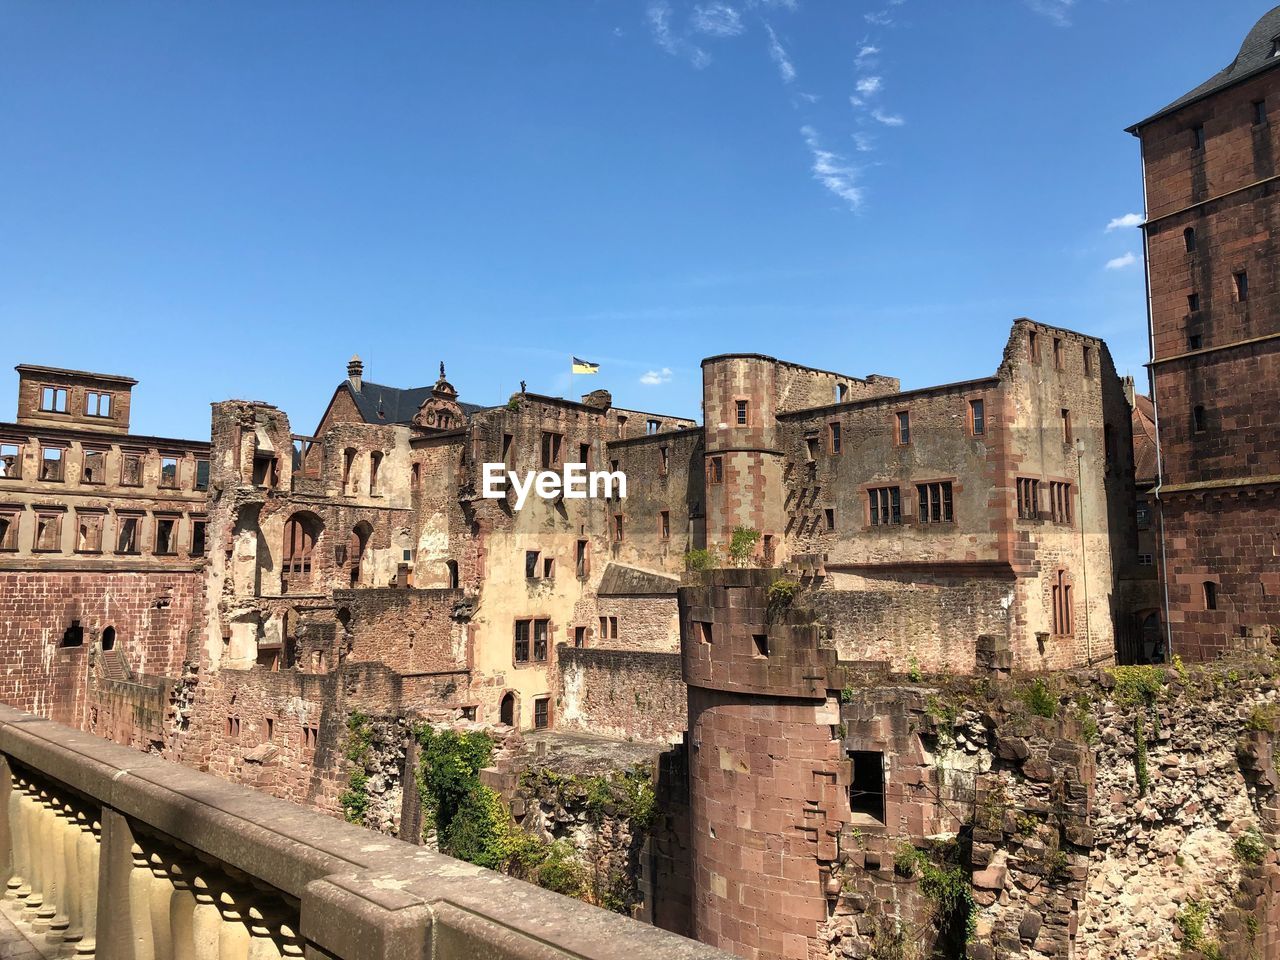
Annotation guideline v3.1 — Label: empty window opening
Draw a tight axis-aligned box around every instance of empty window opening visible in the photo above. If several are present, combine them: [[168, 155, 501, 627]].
[[805, 435, 819, 461], [40, 387, 68, 413], [917, 482, 954, 524], [35, 513, 61, 552], [1061, 409, 1073, 445], [824, 508, 835, 531], [869, 487, 901, 526], [303, 726, 319, 751], [59, 620, 84, 648], [77, 513, 104, 553], [1050, 482, 1072, 525], [120, 452, 143, 487], [342, 448, 357, 491], [659, 509, 671, 541], [659, 445, 669, 476], [575, 539, 588, 578], [226, 717, 241, 739], [86, 391, 112, 418], [252, 454, 278, 488], [896, 411, 910, 445], [0, 514, 17, 551], [1193, 405, 1207, 433], [526, 550, 541, 578], [411, 462, 420, 487], [41, 447, 64, 482], [265, 718, 275, 742], [447, 559, 460, 589], [735, 400, 748, 426], [647, 418, 661, 435], [155, 517, 177, 555], [1235, 270, 1249, 302], [543, 557, 554, 579], [1188, 293, 1200, 313], [1052, 569, 1073, 636], [1203, 581, 1218, 610], [1017, 478, 1040, 520], [752, 633, 769, 658], [970, 398, 985, 436], [1256, 99, 1268, 125], [101, 626, 116, 651], [160, 456, 179, 489], [697, 621, 713, 644], [1053, 337, 1062, 369], [1028, 330, 1040, 362], [613, 513, 624, 542], [191, 519, 207, 556], [82, 449, 106, 484], [116, 516, 140, 554], [616, 415, 627, 438], [534, 697, 550, 730], [540, 432, 562, 469], [579, 442, 591, 468], [1184, 227, 1197, 252], [829, 421, 842, 454], [499, 693, 516, 726], [1191, 124, 1205, 151], [1189, 334, 1203, 350], [369, 452, 383, 495], [848, 751, 885, 823], [708, 456, 724, 484], [574, 625, 587, 648], [0, 443, 20, 480], [836, 382, 849, 402], [282, 514, 319, 581]]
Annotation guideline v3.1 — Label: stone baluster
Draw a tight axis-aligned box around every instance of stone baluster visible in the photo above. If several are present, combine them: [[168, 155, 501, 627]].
[[59, 799, 83, 947], [46, 793, 71, 943], [244, 907, 283, 960], [75, 812, 99, 959], [216, 889, 251, 960], [129, 844, 157, 960], [148, 850, 176, 960], [168, 861, 197, 960], [191, 875, 222, 960], [21, 782, 43, 923], [6, 775, 29, 906], [32, 787, 56, 931]]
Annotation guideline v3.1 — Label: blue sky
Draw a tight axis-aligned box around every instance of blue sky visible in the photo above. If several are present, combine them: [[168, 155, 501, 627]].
[[0, 1, 1266, 438]]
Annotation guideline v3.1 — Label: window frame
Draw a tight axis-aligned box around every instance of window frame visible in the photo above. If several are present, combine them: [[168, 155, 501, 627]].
[[0, 510, 19, 552], [868, 486, 901, 527], [916, 481, 954, 525], [75, 509, 105, 554], [115, 512, 142, 555], [159, 454, 181, 490], [895, 411, 911, 446], [119, 450, 145, 488], [40, 445, 65, 483], [33, 510, 63, 553], [86, 391, 113, 419], [969, 398, 985, 437], [153, 514, 180, 556], [1016, 477, 1040, 521], [513, 617, 551, 665], [0, 441, 21, 481], [39, 386, 69, 414]]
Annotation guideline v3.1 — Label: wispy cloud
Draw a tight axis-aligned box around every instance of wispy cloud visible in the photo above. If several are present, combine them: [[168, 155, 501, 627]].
[[1105, 252, 1137, 271], [864, 10, 893, 25], [856, 76, 883, 96], [801, 125, 863, 211], [853, 132, 875, 152], [647, 1, 711, 68], [640, 367, 674, 385], [855, 44, 880, 65], [1025, 0, 1075, 27], [871, 108, 904, 126], [1106, 213, 1144, 232], [692, 3, 745, 37], [765, 23, 796, 82]]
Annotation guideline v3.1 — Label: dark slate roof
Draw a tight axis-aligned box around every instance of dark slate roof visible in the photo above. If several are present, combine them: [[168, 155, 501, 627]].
[[597, 563, 681, 596], [1129, 6, 1280, 130], [1131, 394, 1158, 486], [343, 380, 490, 425]]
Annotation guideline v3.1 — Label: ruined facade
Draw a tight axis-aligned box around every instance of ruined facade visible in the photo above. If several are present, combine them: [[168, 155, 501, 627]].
[[1130, 5, 1280, 661]]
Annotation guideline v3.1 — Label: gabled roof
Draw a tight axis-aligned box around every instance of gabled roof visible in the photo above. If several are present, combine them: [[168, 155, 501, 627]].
[[1129, 6, 1280, 131], [342, 380, 490, 425], [1132, 393, 1158, 485], [597, 563, 681, 597]]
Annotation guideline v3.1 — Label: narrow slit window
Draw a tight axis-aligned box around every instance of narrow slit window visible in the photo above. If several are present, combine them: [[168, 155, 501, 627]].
[[660, 510, 670, 540], [1203, 581, 1218, 610], [1188, 293, 1200, 313], [1255, 99, 1267, 125], [1191, 124, 1205, 151], [1183, 227, 1196, 252], [1193, 405, 1207, 433], [896, 411, 910, 445], [735, 400, 748, 425], [1235, 271, 1249, 302], [970, 399, 985, 436]]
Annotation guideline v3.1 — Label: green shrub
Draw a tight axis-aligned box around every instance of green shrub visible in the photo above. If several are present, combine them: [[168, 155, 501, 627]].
[[1176, 900, 1219, 956], [1245, 704, 1280, 732], [1234, 827, 1268, 865], [1110, 665, 1165, 707], [767, 577, 800, 608], [1134, 714, 1149, 797], [442, 784, 515, 870], [1021, 679, 1058, 719], [536, 840, 589, 898], [684, 548, 716, 573], [907, 657, 923, 684], [893, 841, 975, 947], [728, 527, 761, 567]]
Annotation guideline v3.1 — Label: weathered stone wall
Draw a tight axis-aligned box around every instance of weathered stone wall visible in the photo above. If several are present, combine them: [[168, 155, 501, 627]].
[[607, 428, 705, 572], [335, 586, 470, 673], [557, 646, 686, 744], [593, 595, 680, 652]]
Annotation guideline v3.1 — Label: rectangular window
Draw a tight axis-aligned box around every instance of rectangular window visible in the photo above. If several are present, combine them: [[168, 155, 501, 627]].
[[896, 411, 910, 445], [192, 458, 208, 491], [735, 400, 748, 425], [542, 557, 554, 579], [824, 507, 835, 531], [369, 452, 382, 495], [525, 550, 540, 578], [86, 392, 112, 418], [252, 454, 277, 488], [515, 618, 550, 663], [226, 717, 241, 739], [303, 726, 319, 751], [829, 422, 842, 454], [1188, 293, 1200, 313], [1061, 409, 1073, 445], [613, 513, 624, 542], [0, 443, 20, 480], [40, 386, 68, 413], [1235, 270, 1249, 302], [1083, 346, 1094, 377], [155, 516, 177, 555], [1189, 334, 1203, 350], [970, 399, 985, 437], [501, 434, 513, 465], [647, 418, 661, 435], [82, 449, 107, 484], [1017, 478, 1040, 520], [1204, 581, 1218, 610], [579, 443, 591, 469], [1193, 405, 1207, 433], [1052, 569, 1073, 636], [514, 619, 530, 663], [574, 626, 587, 648], [598, 616, 618, 641], [660, 510, 670, 540], [160, 456, 179, 489], [753, 634, 769, 658], [575, 539, 588, 578], [697, 621, 713, 644], [1138, 553, 1153, 566], [1028, 330, 1040, 362], [34, 512, 62, 552], [41, 447, 64, 482], [191, 518, 207, 556], [76, 511, 104, 553], [1135, 503, 1150, 529], [120, 451, 143, 487], [868, 486, 901, 526], [848, 751, 886, 823], [1053, 337, 1062, 369], [540, 432, 562, 469], [533, 619, 548, 660], [0, 512, 17, 551], [1049, 481, 1072, 524], [1256, 99, 1268, 125], [916, 482, 954, 524], [659, 445, 669, 476], [1191, 123, 1205, 151], [116, 515, 140, 554], [534, 697, 550, 729], [708, 456, 723, 484], [805, 436, 819, 461]]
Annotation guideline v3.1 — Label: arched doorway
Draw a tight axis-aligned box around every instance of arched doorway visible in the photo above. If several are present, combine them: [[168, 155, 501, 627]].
[[101, 626, 116, 651], [499, 692, 516, 727], [1140, 611, 1163, 664], [446, 559, 460, 589], [282, 512, 323, 593]]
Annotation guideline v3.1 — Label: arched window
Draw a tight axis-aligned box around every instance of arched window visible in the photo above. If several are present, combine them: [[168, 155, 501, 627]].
[[102, 626, 116, 651], [349, 523, 372, 587], [1183, 226, 1196, 252], [446, 559, 460, 589], [282, 513, 321, 589], [1203, 581, 1218, 610], [499, 692, 516, 727]]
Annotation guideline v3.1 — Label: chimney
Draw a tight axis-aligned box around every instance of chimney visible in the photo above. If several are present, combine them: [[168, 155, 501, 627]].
[[348, 355, 363, 392], [1123, 374, 1135, 408]]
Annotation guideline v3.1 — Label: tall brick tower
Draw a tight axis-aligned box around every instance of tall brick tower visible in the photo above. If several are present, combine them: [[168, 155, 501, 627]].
[[1129, 7, 1280, 660]]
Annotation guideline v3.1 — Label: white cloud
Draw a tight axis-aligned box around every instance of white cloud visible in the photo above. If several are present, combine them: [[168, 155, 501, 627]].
[[647, 1, 712, 68], [1105, 252, 1137, 270], [856, 76, 883, 96], [640, 368, 674, 385], [1025, 0, 1074, 27], [765, 24, 796, 82], [855, 44, 880, 65], [797, 91, 820, 103], [864, 10, 893, 25], [849, 94, 864, 108], [1106, 212, 1143, 232], [871, 108, 904, 126], [692, 3, 745, 37], [801, 125, 863, 211], [853, 132, 875, 152]]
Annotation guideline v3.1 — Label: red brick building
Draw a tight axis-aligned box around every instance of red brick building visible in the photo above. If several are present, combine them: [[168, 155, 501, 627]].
[[1129, 6, 1280, 660]]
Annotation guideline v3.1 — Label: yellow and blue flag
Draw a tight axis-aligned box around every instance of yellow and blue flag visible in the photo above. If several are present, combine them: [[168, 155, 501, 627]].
[[571, 357, 599, 374]]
